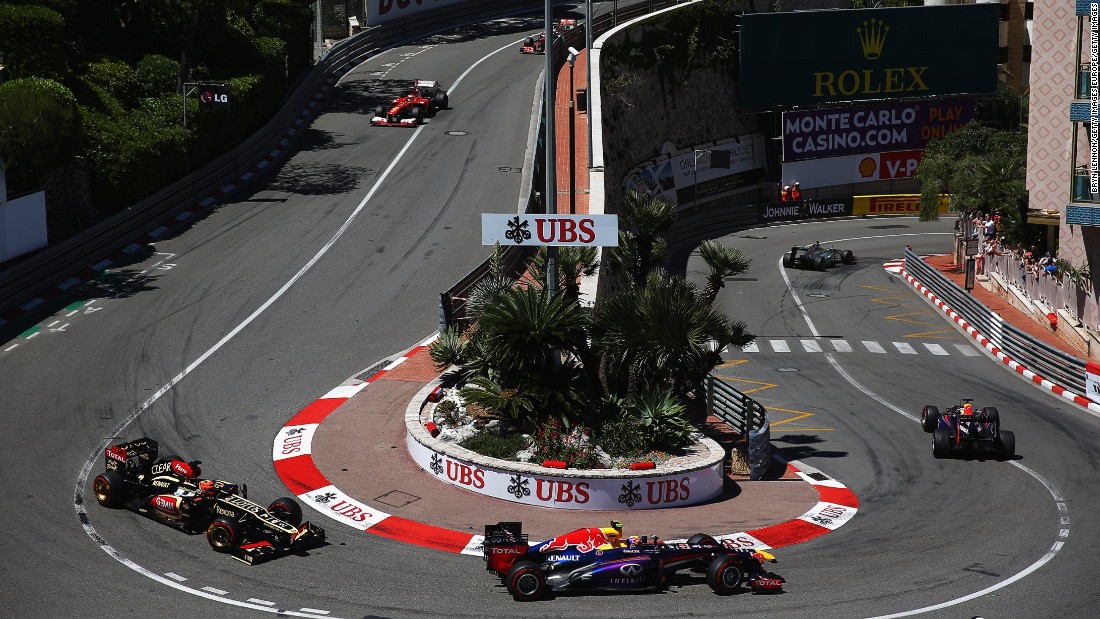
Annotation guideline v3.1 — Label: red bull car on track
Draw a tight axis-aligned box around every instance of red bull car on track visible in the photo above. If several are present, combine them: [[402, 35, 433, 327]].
[[92, 437, 325, 564], [483, 521, 783, 601], [371, 80, 449, 127], [921, 399, 1015, 460]]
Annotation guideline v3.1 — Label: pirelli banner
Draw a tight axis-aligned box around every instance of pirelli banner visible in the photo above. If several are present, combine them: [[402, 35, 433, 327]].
[[740, 4, 999, 107], [853, 194, 949, 216]]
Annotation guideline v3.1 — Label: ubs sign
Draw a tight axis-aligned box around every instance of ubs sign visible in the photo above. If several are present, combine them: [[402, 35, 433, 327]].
[[740, 4, 999, 108]]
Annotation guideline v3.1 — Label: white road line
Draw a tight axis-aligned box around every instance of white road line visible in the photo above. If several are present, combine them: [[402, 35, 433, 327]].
[[892, 342, 917, 354], [201, 587, 228, 595], [831, 339, 852, 352], [3, 344, 19, 352], [47, 320, 59, 327], [165, 572, 187, 581], [25, 331, 39, 340], [862, 340, 886, 353], [769, 339, 791, 353], [66, 310, 79, 317], [248, 598, 277, 606], [954, 343, 980, 356], [300, 609, 330, 615], [923, 343, 948, 355], [741, 341, 760, 353], [800, 339, 822, 352], [782, 231, 1069, 619]]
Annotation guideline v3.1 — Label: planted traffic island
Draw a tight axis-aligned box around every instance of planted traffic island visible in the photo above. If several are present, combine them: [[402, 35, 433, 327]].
[[405, 381, 727, 510]]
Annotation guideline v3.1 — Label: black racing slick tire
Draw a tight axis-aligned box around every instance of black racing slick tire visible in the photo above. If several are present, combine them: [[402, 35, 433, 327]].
[[687, 533, 718, 546], [813, 256, 826, 271], [782, 252, 794, 268], [410, 106, 422, 122], [93, 470, 127, 508], [982, 406, 1000, 426], [435, 90, 448, 109], [921, 405, 940, 433], [506, 561, 547, 602], [997, 430, 1016, 460], [523, 36, 533, 46], [932, 427, 952, 459], [207, 517, 240, 553], [842, 250, 856, 264], [268, 497, 303, 527], [707, 555, 744, 595], [374, 104, 385, 117]]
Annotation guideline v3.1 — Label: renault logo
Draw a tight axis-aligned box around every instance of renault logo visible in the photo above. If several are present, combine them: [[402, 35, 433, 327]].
[[620, 564, 643, 576]]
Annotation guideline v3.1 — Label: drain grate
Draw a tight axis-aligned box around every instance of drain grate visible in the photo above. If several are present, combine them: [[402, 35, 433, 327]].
[[354, 360, 390, 382], [806, 472, 829, 481]]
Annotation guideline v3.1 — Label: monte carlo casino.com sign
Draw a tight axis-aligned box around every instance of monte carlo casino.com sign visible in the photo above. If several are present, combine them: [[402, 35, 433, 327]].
[[739, 4, 1000, 108]]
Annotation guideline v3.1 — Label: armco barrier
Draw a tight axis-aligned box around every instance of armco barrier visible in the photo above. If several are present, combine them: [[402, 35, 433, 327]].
[[0, 0, 545, 317], [903, 248, 1089, 394], [705, 373, 772, 480]]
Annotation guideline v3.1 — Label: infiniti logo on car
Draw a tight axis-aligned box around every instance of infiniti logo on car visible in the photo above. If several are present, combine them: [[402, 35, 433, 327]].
[[620, 564, 643, 576]]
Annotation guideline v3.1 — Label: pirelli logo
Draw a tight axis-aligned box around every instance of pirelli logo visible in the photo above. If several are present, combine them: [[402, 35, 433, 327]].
[[853, 194, 949, 216]]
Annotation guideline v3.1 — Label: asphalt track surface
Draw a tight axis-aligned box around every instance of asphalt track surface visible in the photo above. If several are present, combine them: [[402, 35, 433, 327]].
[[2, 17, 1100, 619]]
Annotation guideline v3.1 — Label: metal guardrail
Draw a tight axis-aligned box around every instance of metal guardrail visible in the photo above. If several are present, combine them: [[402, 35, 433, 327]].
[[705, 373, 771, 480], [0, 0, 544, 316], [903, 247, 1088, 393]]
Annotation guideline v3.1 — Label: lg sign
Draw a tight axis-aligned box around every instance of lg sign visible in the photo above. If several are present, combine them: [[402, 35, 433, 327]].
[[197, 83, 230, 111]]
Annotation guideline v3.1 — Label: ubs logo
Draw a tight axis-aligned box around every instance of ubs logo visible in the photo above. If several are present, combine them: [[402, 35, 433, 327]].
[[620, 564, 643, 576]]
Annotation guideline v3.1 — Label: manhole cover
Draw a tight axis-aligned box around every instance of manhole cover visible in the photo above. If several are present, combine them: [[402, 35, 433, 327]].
[[776, 367, 799, 372], [445, 130, 468, 136]]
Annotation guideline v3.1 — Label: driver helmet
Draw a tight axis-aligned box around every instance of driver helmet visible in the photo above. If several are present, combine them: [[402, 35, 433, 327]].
[[198, 479, 218, 497], [963, 402, 974, 416], [607, 520, 623, 544]]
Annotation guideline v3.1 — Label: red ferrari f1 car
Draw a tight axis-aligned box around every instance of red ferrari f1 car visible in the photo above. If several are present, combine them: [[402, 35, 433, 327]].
[[483, 521, 783, 601], [371, 80, 449, 127], [92, 437, 325, 564]]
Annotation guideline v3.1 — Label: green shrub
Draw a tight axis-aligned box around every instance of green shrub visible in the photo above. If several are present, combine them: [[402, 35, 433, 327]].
[[434, 400, 467, 428], [255, 0, 314, 81], [595, 417, 648, 458], [527, 418, 602, 469], [634, 389, 695, 452], [460, 430, 526, 461], [0, 4, 67, 80], [0, 77, 80, 179], [84, 55, 140, 108], [136, 54, 180, 97]]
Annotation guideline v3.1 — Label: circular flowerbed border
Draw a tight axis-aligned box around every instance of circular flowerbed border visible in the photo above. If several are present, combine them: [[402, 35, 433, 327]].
[[406, 381, 727, 510]]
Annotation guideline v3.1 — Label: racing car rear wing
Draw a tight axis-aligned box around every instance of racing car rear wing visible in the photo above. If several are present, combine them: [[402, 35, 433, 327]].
[[104, 437, 159, 472], [483, 522, 527, 574]]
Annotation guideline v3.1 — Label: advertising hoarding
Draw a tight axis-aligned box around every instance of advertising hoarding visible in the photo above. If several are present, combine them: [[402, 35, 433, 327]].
[[740, 4, 999, 107], [782, 150, 923, 189], [482, 214, 619, 247], [623, 134, 767, 206], [852, 193, 949, 216], [782, 98, 975, 162], [756, 197, 854, 224], [367, 0, 466, 25]]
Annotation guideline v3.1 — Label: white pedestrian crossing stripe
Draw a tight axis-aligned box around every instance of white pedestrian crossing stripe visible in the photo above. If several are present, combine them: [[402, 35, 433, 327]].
[[923, 343, 948, 355], [733, 338, 982, 357], [954, 343, 980, 356], [863, 340, 886, 353]]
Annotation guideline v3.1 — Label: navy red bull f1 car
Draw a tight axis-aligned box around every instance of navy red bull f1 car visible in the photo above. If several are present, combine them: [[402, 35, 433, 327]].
[[483, 521, 783, 601], [92, 437, 325, 564], [371, 80, 449, 127], [921, 400, 1015, 460]]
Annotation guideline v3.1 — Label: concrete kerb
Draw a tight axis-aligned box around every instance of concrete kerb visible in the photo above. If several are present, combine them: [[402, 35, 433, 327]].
[[900, 268, 1100, 415]]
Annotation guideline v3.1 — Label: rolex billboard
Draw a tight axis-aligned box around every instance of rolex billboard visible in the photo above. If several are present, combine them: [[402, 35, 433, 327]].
[[739, 4, 999, 108]]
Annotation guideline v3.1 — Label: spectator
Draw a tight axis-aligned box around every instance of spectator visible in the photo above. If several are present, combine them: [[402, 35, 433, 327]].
[[790, 182, 801, 200], [983, 216, 996, 240]]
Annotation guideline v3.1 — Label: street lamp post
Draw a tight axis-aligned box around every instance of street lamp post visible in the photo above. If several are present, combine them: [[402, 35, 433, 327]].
[[543, 0, 557, 296], [693, 148, 710, 213], [585, 1, 593, 168], [567, 48, 579, 215]]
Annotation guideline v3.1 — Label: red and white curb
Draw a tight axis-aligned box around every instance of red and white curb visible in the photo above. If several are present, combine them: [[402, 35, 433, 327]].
[[883, 259, 904, 273], [273, 338, 859, 556], [898, 267, 1100, 414]]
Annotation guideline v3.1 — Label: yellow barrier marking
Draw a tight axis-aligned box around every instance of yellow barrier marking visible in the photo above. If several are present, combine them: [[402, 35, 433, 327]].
[[711, 364, 833, 431], [864, 284, 955, 339]]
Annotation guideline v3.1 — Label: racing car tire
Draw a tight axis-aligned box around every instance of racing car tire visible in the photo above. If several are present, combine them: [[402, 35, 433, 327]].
[[813, 256, 826, 271], [706, 555, 744, 595], [206, 517, 240, 553], [410, 106, 422, 122], [921, 405, 939, 433], [93, 470, 127, 508], [523, 36, 533, 46], [782, 251, 794, 268], [268, 497, 303, 527], [374, 104, 385, 118], [997, 430, 1015, 460], [842, 250, 855, 264], [506, 561, 546, 602], [981, 406, 1000, 425], [687, 533, 718, 546], [932, 427, 952, 459], [435, 91, 448, 110]]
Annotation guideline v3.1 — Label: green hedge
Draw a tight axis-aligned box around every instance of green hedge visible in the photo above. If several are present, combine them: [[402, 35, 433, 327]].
[[189, 73, 283, 163], [0, 77, 80, 178], [0, 3, 67, 80], [83, 55, 141, 108], [135, 54, 180, 98], [255, 0, 314, 81]]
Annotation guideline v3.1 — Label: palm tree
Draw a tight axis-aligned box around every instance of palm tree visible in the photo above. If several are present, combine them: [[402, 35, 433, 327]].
[[528, 246, 600, 303], [589, 270, 739, 399], [610, 191, 677, 287], [697, 239, 751, 304], [974, 152, 1026, 244]]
